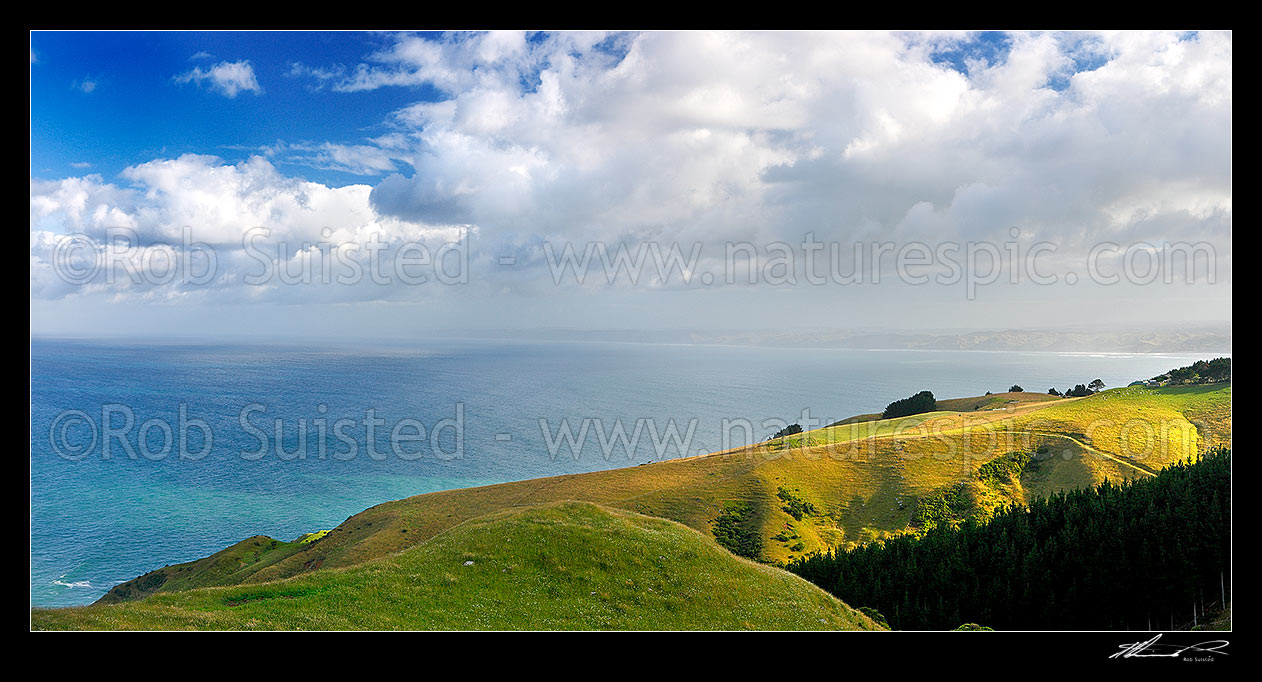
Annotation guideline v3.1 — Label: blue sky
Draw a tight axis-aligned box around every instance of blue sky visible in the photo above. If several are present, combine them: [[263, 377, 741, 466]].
[[927, 31, 1013, 76], [29, 31, 1232, 339], [31, 31, 1059, 182], [30, 31, 441, 185]]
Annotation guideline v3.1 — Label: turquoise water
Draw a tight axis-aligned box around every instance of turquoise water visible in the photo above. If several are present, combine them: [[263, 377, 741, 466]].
[[29, 337, 1220, 607]]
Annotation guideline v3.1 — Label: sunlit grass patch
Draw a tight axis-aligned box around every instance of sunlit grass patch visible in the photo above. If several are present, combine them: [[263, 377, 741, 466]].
[[33, 502, 883, 631]]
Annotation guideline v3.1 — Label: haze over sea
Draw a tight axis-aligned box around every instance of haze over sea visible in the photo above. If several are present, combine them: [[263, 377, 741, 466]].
[[30, 337, 1223, 607]]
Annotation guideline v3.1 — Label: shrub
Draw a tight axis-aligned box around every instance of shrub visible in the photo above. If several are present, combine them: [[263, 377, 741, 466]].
[[882, 391, 936, 419], [911, 484, 973, 530], [977, 451, 1032, 486], [1065, 384, 1093, 397], [712, 501, 762, 559], [859, 607, 891, 630], [777, 487, 819, 521], [769, 423, 803, 440]]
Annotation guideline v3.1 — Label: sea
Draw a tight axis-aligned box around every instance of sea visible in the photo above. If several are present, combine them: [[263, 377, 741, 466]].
[[29, 336, 1224, 607]]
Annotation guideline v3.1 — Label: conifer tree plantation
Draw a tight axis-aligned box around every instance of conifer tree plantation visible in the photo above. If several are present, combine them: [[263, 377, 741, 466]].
[[788, 449, 1231, 630]]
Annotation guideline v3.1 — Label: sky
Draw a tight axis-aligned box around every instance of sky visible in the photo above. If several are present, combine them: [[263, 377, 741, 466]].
[[29, 31, 1232, 340]]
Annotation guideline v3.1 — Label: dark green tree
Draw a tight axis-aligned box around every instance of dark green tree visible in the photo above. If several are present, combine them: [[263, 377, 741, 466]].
[[787, 449, 1230, 630], [883, 391, 937, 419]]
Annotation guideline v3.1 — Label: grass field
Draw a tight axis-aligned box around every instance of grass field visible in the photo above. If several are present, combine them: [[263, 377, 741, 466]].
[[36, 381, 1230, 629], [829, 391, 1062, 426], [32, 502, 882, 630]]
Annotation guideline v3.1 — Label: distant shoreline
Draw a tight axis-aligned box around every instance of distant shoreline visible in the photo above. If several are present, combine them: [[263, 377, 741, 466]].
[[29, 332, 1233, 357]]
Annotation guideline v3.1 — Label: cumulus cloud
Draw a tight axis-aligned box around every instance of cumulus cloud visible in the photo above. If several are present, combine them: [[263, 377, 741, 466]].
[[32, 31, 1232, 328], [174, 60, 263, 98], [302, 30, 1230, 261], [29, 155, 467, 304]]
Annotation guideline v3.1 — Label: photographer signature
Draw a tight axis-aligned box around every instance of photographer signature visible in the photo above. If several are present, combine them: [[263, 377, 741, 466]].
[[1110, 634, 1229, 659]]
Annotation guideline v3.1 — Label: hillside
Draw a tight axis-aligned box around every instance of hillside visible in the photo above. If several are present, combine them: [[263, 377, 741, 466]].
[[789, 450, 1232, 630], [32, 502, 881, 631], [85, 382, 1230, 607], [830, 391, 1061, 425]]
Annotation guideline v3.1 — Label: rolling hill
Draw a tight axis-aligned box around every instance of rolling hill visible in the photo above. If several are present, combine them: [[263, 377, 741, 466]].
[[32, 502, 881, 630], [32, 380, 1230, 629]]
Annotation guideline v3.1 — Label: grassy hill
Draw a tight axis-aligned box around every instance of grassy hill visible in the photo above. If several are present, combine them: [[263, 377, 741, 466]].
[[32, 502, 881, 631], [829, 391, 1061, 426], [95, 531, 329, 603], [35, 381, 1229, 630], [788, 449, 1232, 630]]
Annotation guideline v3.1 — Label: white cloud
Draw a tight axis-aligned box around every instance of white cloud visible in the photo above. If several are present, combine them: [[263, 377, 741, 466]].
[[280, 141, 403, 176], [32, 31, 1232, 330], [330, 31, 1231, 254], [225, 139, 409, 176], [28, 155, 470, 303], [174, 60, 262, 98], [31, 154, 438, 246]]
